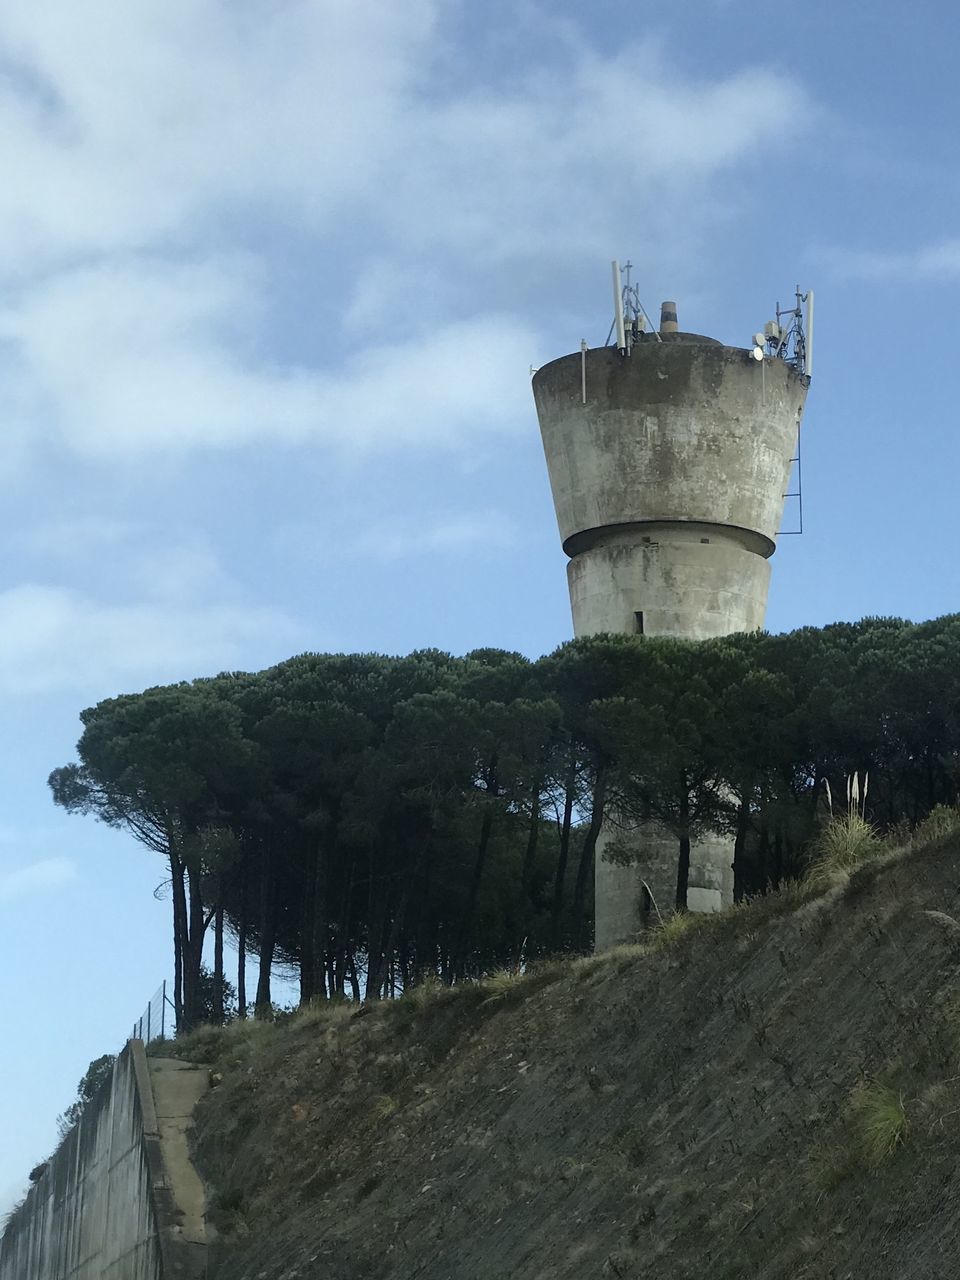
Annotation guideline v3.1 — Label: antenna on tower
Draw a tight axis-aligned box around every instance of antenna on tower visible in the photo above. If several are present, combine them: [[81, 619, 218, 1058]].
[[611, 260, 627, 353], [753, 286, 814, 381], [607, 259, 661, 352]]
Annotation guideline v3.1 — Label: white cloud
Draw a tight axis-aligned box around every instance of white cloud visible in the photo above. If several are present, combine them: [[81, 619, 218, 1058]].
[[382, 54, 810, 264], [0, 857, 76, 902], [12, 516, 133, 560], [0, 584, 300, 694], [0, 525, 305, 692], [355, 511, 518, 562], [0, 3, 811, 462], [0, 259, 539, 456], [0, 5, 806, 273], [9, 521, 243, 606], [823, 239, 960, 283], [0, 1, 437, 271]]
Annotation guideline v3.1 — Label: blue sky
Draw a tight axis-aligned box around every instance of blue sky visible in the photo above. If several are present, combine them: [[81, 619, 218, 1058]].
[[2, 0, 959, 1216]]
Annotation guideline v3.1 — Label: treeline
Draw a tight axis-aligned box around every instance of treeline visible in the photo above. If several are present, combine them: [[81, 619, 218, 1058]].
[[50, 616, 960, 1030]]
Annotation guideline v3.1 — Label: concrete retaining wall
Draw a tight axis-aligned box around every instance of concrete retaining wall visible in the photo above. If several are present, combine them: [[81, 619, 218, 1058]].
[[0, 1044, 208, 1280]]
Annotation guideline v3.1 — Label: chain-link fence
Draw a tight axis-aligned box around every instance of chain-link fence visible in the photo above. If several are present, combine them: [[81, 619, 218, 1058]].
[[130, 982, 175, 1045]]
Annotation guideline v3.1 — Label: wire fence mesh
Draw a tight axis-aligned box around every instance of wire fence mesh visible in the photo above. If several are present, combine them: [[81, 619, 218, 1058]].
[[130, 981, 174, 1046]]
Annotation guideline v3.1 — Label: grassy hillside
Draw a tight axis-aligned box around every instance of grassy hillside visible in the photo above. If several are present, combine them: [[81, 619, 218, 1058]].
[[167, 821, 960, 1280]]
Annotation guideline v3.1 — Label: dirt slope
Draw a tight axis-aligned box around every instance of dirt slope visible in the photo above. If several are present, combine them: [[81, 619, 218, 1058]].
[[176, 831, 960, 1280]]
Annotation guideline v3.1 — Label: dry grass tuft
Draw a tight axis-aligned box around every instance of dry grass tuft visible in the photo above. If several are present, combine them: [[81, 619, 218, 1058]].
[[804, 814, 882, 890], [479, 967, 529, 1004], [850, 1084, 908, 1167], [573, 942, 647, 979], [398, 976, 459, 1011], [149, 1023, 227, 1063], [913, 805, 960, 847], [151, 1016, 279, 1065], [290, 1000, 355, 1032], [649, 910, 709, 949], [371, 1094, 398, 1121]]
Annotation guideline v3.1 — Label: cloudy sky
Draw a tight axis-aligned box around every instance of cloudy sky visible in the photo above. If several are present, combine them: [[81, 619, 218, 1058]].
[[2, 0, 960, 1216]]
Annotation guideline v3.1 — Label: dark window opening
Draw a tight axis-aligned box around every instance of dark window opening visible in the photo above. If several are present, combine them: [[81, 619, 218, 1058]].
[[634, 611, 644, 635], [700, 537, 710, 544]]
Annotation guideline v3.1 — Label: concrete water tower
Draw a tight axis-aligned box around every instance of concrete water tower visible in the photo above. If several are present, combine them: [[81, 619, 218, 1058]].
[[533, 265, 812, 948]]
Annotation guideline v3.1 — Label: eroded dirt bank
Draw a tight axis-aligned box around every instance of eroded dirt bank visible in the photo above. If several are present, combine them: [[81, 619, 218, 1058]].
[[175, 834, 960, 1280]]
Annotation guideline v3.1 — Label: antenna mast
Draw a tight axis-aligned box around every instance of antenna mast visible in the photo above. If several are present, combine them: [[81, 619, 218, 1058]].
[[753, 286, 814, 381], [611, 260, 627, 352], [607, 259, 660, 352]]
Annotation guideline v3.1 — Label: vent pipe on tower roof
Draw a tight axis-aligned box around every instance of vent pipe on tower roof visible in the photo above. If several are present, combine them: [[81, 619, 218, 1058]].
[[659, 301, 678, 334]]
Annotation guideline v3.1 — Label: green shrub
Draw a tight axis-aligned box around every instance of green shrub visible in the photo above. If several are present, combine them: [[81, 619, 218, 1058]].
[[804, 813, 881, 890], [913, 805, 960, 847], [371, 1094, 398, 1120], [290, 999, 354, 1032], [649, 910, 708, 950], [156, 1016, 276, 1065], [398, 975, 450, 1010], [479, 967, 527, 1004], [851, 1084, 908, 1166]]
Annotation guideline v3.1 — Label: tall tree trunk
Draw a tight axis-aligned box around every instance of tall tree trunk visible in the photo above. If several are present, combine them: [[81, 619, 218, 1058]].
[[452, 757, 499, 981], [675, 835, 691, 912], [183, 859, 206, 1030], [550, 758, 577, 949], [573, 765, 606, 949], [255, 845, 277, 1018], [299, 841, 317, 1007], [410, 859, 431, 985], [453, 804, 496, 981], [927, 750, 936, 814], [333, 857, 355, 998], [310, 839, 327, 1001], [378, 882, 413, 995], [419, 906, 440, 987], [364, 864, 390, 1000], [347, 951, 361, 1003], [733, 792, 752, 903], [773, 826, 784, 888], [757, 784, 770, 889], [520, 778, 542, 900], [169, 852, 186, 1033], [237, 860, 247, 1020], [675, 778, 691, 912], [214, 880, 225, 1027]]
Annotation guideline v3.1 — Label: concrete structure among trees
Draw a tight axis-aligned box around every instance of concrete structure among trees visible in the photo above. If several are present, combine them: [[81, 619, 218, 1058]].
[[533, 300, 810, 946]]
